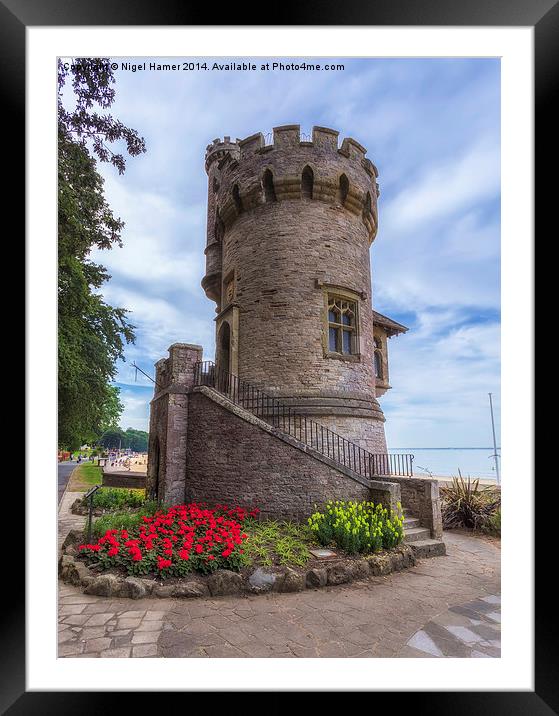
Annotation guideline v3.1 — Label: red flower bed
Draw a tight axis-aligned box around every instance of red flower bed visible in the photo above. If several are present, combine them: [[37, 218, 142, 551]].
[[79, 502, 259, 578]]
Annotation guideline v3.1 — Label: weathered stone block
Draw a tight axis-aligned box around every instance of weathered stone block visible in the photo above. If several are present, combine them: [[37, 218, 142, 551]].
[[207, 570, 243, 596], [59, 555, 81, 585], [327, 564, 352, 586], [350, 558, 370, 580], [172, 581, 210, 598], [153, 584, 175, 598], [122, 577, 148, 600], [84, 574, 122, 597], [367, 554, 392, 576], [277, 568, 305, 593], [305, 568, 327, 588], [249, 568, 281, 593], [62, 529, 85, 551]]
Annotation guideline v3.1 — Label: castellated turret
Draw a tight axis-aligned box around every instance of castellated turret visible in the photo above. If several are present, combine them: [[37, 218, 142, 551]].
[[202, 124, 386, 454]]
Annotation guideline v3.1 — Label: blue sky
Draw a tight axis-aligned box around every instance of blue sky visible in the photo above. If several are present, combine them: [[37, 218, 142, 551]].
[[88, 57, 500, 447]]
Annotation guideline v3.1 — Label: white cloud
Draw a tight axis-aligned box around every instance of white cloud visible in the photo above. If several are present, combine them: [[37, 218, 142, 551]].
[[382, 137, 500, 236], [382, 320, 500, 446]]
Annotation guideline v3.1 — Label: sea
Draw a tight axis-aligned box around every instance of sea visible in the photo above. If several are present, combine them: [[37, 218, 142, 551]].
[[388, 447, 500, 481]]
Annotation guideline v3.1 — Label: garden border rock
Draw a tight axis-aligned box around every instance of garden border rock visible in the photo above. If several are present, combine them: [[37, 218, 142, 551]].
[[58, 529, 421, 600]]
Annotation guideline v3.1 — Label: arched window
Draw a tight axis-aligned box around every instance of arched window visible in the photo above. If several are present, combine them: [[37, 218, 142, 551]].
[[337, 174, 349, 206], [301, 165, 314, 199], [262, 169, 277, 203], [327, 295, 358, 355], [232, 184, 243, 214], [213, 177, 220, 193], [363, 191, 372, 219], [374, 350, 383, 380]]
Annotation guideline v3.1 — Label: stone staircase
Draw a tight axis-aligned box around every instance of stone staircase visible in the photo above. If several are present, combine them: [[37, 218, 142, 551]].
[[403, 512, 446, 558]]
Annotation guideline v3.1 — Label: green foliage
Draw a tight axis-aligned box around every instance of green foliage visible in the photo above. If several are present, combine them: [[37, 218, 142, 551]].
[[91, 503, 158, 538], [122, 428, 149, 452], [98, 386, 125, 434], [57, 59, 145, 450], [440, 475, 501, 531], [239, 520, 314, 567], [89, 487, 147, 511], [308, 500, 404, 555], [97, 427, 148, 452], [480, 508, 501, 536], [58, 58, 146, 174], [97, 428, 126, 450]]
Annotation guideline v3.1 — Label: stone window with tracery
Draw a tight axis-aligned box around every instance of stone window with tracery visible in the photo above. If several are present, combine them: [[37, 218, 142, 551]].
[[374, 336, 384, 379], [327, 295, 358, 355]]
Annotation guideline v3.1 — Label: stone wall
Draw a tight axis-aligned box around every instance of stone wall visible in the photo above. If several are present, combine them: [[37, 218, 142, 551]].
[[377, 475, 443, 539], [185, 387, 399, 520], [147, 343, 203, 504], [102, 471, 146, 489]]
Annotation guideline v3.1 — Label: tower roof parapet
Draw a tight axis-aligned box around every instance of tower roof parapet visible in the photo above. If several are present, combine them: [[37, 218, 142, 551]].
[[234, 124, 374, 168], [206, 125, 378, 177], [205, 136, 240, 172], [206, 124, 380, 243]]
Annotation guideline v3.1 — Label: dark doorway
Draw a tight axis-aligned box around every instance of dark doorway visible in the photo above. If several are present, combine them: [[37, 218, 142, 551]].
[[217, 322, 231, 392], [150, 436, 161, 502]]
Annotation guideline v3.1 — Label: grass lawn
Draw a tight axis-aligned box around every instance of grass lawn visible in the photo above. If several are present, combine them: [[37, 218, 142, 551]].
[[68, 463, 103, 492]]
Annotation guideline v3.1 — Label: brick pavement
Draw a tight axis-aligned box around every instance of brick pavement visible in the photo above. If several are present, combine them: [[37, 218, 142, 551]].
[[58, 529, 500, 658]]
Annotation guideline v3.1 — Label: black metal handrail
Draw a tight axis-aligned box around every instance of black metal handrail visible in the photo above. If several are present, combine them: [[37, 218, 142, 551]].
[[194, 361, 413, 479]]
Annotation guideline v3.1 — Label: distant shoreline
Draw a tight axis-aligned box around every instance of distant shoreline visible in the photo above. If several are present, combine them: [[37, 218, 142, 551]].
[[413, 474, 498, 486], [390, 447, 501, 451]]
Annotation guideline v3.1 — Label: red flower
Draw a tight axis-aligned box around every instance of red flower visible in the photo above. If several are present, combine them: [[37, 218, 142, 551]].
[[157, 556, 172, 570], [107, 547, 119, 557]]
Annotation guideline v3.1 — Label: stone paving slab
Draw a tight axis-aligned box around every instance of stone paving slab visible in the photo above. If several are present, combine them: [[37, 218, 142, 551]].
[[58, 530, 500, 658], [404, 593, 501, 657]]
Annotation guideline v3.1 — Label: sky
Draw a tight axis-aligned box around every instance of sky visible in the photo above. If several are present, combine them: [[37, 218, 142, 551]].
[[86, 57, 500, 447]]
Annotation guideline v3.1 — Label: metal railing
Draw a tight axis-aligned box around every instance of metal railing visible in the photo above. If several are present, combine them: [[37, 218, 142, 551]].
[[194, 361, 413, 479]]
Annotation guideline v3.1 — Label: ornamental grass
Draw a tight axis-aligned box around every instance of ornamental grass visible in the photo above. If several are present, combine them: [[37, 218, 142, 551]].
[[440, 475, 501, 531]]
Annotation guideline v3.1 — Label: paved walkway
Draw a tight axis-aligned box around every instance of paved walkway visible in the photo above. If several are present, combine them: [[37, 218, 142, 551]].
[[58, 461, 79, 504], [58, 495, 500, 658], [402, 593, 500, 657], [58, 490, 86, 551]]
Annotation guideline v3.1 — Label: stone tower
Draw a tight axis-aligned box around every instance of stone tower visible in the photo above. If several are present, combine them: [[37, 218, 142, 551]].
[[146, 124, 443, 537], [202, 125, 387, 455]]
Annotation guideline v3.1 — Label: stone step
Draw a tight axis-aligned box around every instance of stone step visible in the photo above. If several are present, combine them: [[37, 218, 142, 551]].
[[403, 526, 431, 542], [403, 517, 420, 528], [408, 539, 447, 559]]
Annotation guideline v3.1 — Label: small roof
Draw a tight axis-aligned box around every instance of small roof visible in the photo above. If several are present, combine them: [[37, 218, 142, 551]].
[[373, 310, 409, 337]]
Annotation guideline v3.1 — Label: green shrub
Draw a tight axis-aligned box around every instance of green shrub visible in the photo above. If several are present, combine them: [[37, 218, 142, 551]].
[[440, 476, 501, 531], [307, 500, 404, 555], [91, 501, 158, 538], [480, 508, 501, 536], [89, 488, 147, 511]]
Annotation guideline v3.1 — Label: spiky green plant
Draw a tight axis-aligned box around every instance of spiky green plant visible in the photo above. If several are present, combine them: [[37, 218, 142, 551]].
[[440, 474, 500, 530]]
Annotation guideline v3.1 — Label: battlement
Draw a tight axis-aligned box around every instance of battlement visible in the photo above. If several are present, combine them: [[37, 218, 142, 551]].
[[206, 125, 378, 177], [205, 136, 240, 172], [206, 124, 379, 245]]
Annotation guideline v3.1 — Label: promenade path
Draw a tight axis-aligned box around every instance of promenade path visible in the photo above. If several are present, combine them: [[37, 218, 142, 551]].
[[58, 461, 80, 504], [58, 496, 500, 658]]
